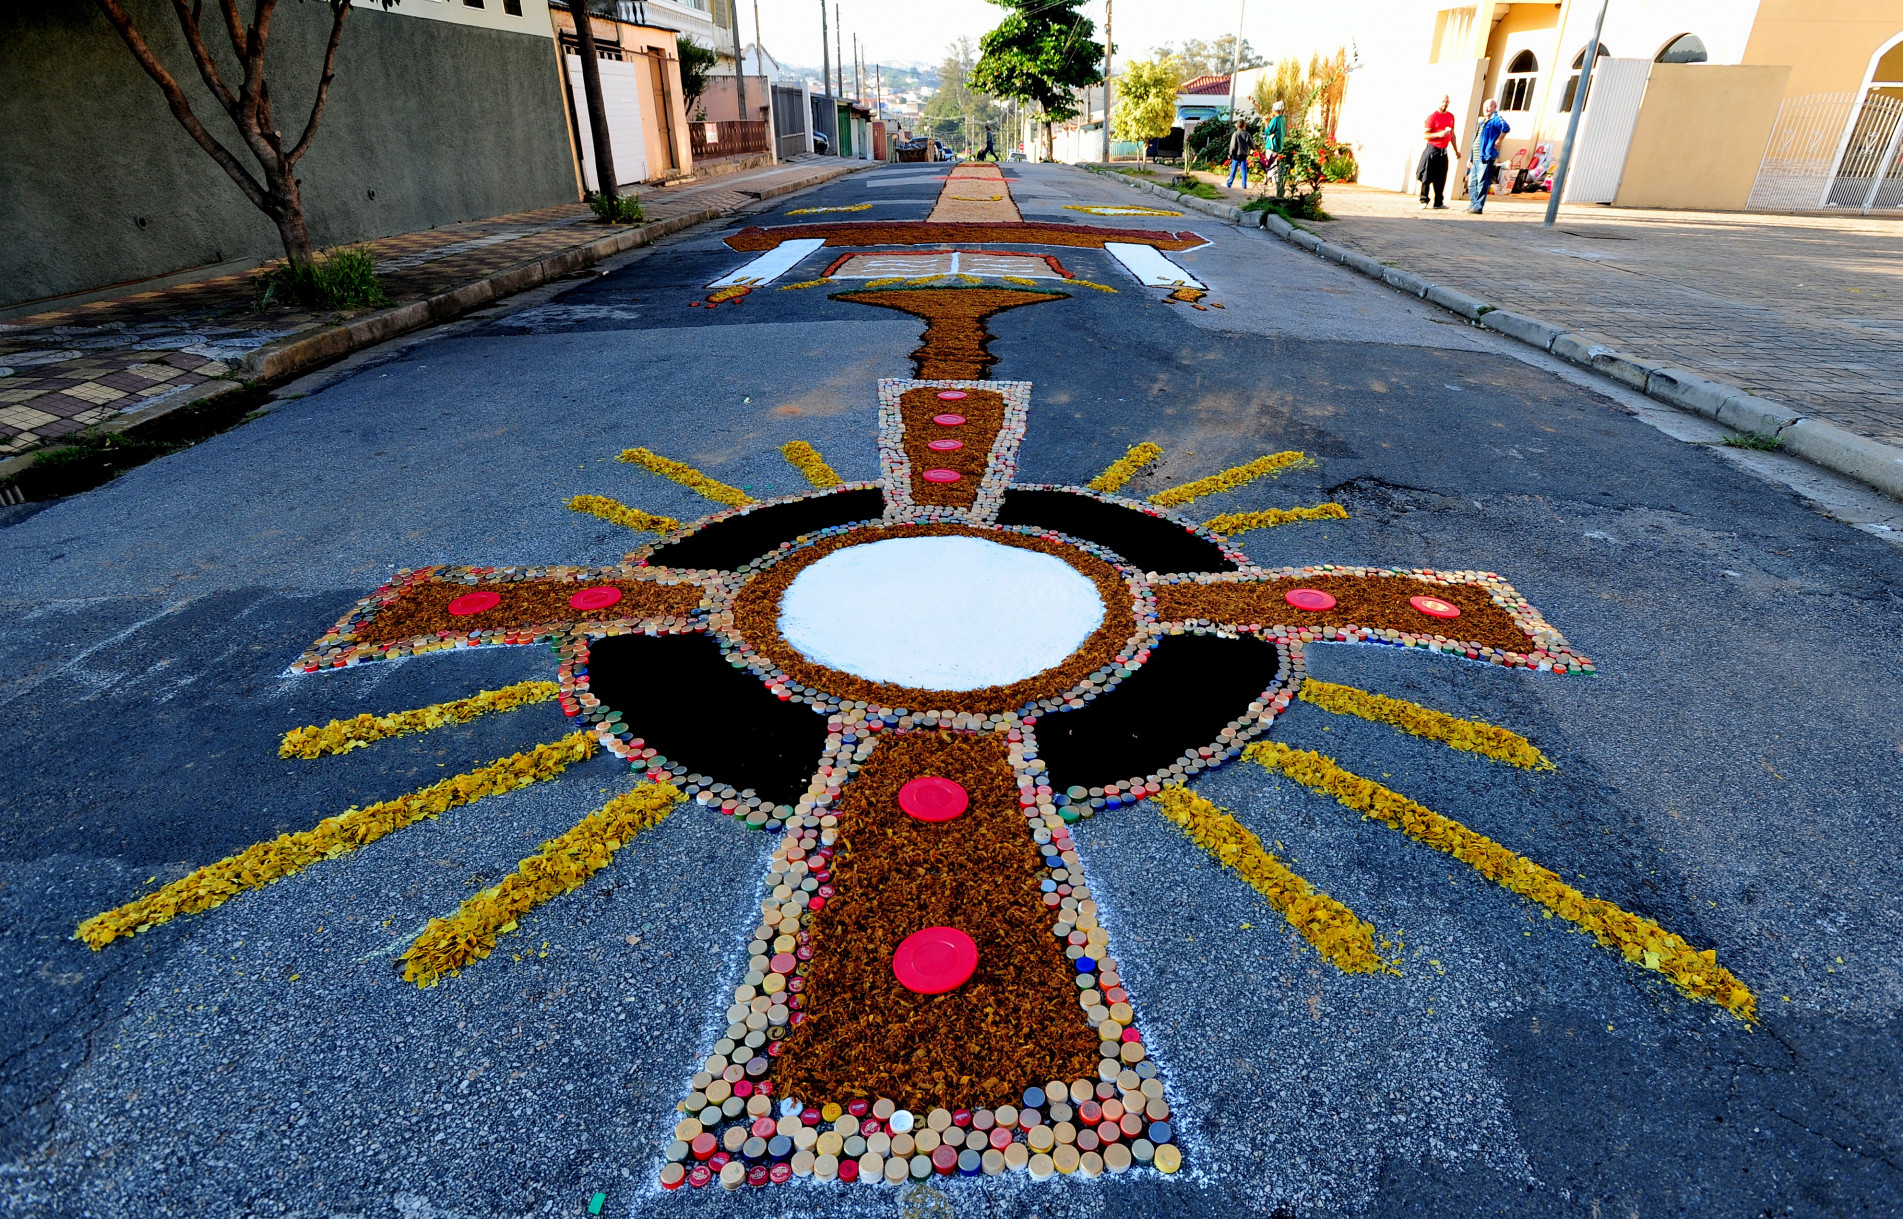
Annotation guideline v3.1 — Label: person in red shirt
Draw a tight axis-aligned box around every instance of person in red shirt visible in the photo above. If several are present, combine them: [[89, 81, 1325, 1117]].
[[1417, 94, 1460, 209]]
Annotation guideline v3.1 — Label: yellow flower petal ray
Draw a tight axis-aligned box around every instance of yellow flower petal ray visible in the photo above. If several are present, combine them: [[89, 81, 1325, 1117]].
[[565, 494, 680, 535], [1298, 679, 1553, 769], [279, 680, 560, 760], [1148, 451, 1308, 508], [1087, 442, 1163, 494], [1204, 503, 1349, 534], [615, 447, 753, 507], [780, 440, 844, 490]]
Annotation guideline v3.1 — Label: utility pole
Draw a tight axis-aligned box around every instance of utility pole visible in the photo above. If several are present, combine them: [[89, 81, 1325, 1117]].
[[1101, 0, 1112, 163], [569, 0, 618, 198], [819, 0, 830, 102], [726, 0, 748, 122], [1544, 0, 1608, 226], [1225, 0, 1246, 122]]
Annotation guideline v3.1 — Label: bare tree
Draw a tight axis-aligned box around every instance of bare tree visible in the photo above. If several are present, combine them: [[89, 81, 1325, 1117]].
[[92, 0, 394, 269]]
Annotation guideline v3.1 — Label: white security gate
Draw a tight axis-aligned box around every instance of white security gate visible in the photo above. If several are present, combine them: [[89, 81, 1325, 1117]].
[[1562, 58, 1650, 203], [1827, 90, 1903, 211], [566, 53, 648, 191], [1749, 91, 1903, 213]]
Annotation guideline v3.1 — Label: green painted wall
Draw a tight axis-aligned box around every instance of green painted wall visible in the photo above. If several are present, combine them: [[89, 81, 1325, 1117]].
[[0, 2, 578, 310]]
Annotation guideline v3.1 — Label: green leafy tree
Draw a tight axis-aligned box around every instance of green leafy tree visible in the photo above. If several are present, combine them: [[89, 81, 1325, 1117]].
[[969, 0, 1103, 161], [923, 37, 1001, 154], [678, 36, 718, 118], [1155, 36, 1263, 80], [1111, 58, 1179, 168], [90, 0, 397, 271]]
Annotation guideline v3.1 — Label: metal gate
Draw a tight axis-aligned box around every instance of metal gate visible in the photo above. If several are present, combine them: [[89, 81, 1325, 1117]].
[[771, 84, 808, 158], [1749, 91, 1903, 213], [1561, 58, 1650, 204]]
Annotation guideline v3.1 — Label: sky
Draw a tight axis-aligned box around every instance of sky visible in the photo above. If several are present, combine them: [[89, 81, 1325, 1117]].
[[745, 0, 1402, 82]]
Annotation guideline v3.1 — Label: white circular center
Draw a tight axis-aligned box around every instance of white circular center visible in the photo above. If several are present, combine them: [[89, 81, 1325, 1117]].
[[776, 535, 1106, 691]]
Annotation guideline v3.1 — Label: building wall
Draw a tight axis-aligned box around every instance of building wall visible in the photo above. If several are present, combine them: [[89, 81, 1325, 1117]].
[[550, 12, 690, 185], [1615, 63, 1790, 208], [0, 0, 577, 310], [1744, 0, 1903, 96]]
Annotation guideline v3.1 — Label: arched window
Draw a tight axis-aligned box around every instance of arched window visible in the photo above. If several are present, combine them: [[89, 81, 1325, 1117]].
[[1558, 43, 1611, 112], [1656, 34, 1708, 64], [1500, 50, 1538, 112]]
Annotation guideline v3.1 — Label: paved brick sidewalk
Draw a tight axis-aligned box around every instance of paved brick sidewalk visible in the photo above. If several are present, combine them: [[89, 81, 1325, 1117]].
[[0, 158, 846, 456], [1182, 171, 1903, 448]]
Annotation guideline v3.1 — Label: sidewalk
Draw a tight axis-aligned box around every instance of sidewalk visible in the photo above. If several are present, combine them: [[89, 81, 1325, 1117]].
[[0, 157, 866, 458], [1180, 170, 1903, 449]]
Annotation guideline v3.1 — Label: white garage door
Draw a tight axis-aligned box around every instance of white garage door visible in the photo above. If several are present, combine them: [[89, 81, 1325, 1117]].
[[566, 53, 648, 191]]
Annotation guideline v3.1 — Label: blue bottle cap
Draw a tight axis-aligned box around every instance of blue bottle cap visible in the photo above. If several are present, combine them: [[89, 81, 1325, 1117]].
[[1022, 1086, 1045, 1109], [1076, 957, 1096, 973], [1148, 1121, 1172, 1144]]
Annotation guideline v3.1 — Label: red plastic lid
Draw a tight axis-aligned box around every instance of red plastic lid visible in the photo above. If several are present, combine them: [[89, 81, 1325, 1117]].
[[660, 1163, 687, 1190], [839, 1159, 860, 1182], [1409, 594, 1461, 619], [927, 438, 964, 452], [893, 926, 979, 994], [1284, 588, 1337, 612], [922, 469, 961, 484], [688, 1165, 711, 1188], [446, 590, 501, 616], [569, 585, 623, 611], [931, 413, 966, 426], [770, 952, 797, 974], [931, 1145, 958, 1173], [768, 1162, 793, 1184], [936, 390, 969, 400], [691, 1133, 718, 1160], [899, 776, 968, 822], [746, 1164, 769, 1187]]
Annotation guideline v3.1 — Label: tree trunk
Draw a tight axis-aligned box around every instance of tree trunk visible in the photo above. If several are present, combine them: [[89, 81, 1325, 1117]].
[[571, 3, 618, 199], [269, 177, 315, 267]]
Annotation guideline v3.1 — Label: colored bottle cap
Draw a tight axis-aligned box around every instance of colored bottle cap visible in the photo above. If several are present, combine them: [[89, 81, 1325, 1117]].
[[899, 776, 968, 822], [958, 1148, 983, 1175], [1410, 594, 1461, 618], [932, 413, 967, 425], [888, 1109, 915, 1133], [1284, 588, 1336, 612], [936, 391, 969, 401], [1149, 1121, 1173, 1144], [892, 926, 979, 994], [447, 590, 500, 616], [838, 1158, 860, 1182], [569, 585, 623, 611], [691, 1133, 718, 1160], [1022, 1086, 1045, 1109], [922, 469, 961, 484], [927, 438, 965, 451], [932, 1145, 958, 1174], [746, 1163, 769, 1186]]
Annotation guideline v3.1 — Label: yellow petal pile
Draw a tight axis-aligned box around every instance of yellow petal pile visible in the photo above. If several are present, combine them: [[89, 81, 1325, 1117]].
[[780, 440, 844, 489], [1204, 502, 1349, 535], [1147, 450, 1308, 508], [615, 447, 753, 507], [77, 733, 599, 949], [400, 782, 682, 987], [565, 494, 680, 535], [1244, 740, 1756, 1022], [278, 680, 559, 760], [1154, 786, 1394, 974], [1298, 679, 1553, 769], [778, 278, 831, 291], [1087, 442, 1163, 494]]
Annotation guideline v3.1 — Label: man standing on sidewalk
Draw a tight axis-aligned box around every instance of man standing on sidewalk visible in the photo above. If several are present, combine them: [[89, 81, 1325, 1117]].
[[1468, 99, 1510, 213], [1225, 118, 1253, 190], [1264, 99, 1287, 196], [1417, 94, 1458, 209]]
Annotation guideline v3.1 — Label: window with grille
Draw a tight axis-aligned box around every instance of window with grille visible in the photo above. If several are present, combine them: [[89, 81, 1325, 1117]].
[[1499, 50, 1537, 112]]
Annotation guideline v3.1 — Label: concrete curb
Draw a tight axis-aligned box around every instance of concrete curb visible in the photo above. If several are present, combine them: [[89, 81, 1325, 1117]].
[[241, 160, 873, 384], [1240, 209, 1903, 502], [1080, 165, 1246, 224]]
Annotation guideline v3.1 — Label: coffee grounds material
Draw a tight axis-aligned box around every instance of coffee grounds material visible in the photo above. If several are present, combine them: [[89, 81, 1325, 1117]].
[[1154, 575, 1528, 649], [357, 579, 705, 647], [770, 730, 1101, 1109], [724, 221, 1209, 253], [901, 386, 1003, 507], [832, 287, 1065, 380], [731, 523, 1136, 715]]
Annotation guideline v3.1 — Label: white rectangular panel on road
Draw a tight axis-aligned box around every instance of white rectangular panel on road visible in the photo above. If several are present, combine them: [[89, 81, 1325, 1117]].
[[1103, 242, 1205, 289], [706, 238, 828, 288]]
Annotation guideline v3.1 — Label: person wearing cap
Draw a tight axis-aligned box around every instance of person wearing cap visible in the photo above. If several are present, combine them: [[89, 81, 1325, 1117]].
[[1417, 93, 1459, 209], [1467, 99, 1510, 212], [1263, 99, 1287, 196], [1224, 118, 1254, 190]]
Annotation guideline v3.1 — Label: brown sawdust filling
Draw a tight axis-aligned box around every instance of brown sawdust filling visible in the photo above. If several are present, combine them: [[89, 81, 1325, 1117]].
[[1153, 574, 1532, 650], [900, 386, 1003, 507], [732, 524, 1135, 714], [724, 221, 1208, 252], [832, 287, 1065, 380], [354, 578, 705, 646], [772, 730, 1101, 1108]]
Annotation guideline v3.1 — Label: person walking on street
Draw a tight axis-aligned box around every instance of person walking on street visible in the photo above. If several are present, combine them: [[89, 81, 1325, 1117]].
[[1263, 99, 1287, 196], [1468, 99, 1510, 212], [1225, 118, 1253, 190], [1417, 94, 1459, 209]]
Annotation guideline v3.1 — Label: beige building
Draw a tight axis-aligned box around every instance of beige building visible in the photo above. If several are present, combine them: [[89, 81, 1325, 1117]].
[[549, 6, 693, 189], [1336, 0, 1903, 212]]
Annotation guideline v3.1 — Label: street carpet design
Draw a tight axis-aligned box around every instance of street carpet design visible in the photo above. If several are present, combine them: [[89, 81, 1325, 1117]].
[[74, 163, 1757, 1198]]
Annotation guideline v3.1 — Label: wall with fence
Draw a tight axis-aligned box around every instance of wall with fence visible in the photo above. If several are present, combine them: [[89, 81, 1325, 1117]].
[[688, 120, 769, 162], [1749, 90, 1903, 212]]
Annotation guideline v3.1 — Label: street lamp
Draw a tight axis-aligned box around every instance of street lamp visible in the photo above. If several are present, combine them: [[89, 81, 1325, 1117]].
[[1543, 0, 1608, 226]]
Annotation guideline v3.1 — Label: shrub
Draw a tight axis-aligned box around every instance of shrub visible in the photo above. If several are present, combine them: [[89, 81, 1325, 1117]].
[[1322, 151, 1358, 182], [256, 245, 390, 311], [587, 192, 647, 224]]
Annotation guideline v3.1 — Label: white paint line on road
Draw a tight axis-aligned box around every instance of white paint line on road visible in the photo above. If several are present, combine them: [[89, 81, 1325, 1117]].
[[1103, 242, 1205, 289], [707, 238, 827, 288]]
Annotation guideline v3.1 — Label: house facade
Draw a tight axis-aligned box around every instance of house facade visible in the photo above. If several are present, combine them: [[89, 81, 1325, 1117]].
[[1336, 0, 1903, 212], [549, 3, 693, 189]]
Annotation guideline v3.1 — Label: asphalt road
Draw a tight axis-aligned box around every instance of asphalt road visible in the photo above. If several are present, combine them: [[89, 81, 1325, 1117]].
[[1, 162, 1899, 1219]]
